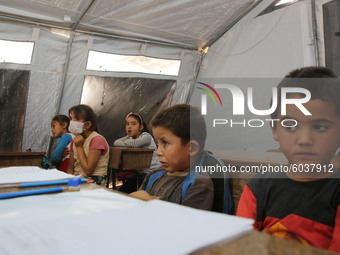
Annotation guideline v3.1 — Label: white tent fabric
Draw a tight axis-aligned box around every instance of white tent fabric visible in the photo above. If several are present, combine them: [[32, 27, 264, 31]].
[[191, 0, 332, 152], [0, 0, 262, 152], [0, 0, 259, 49], [0, 0, 335, 152]]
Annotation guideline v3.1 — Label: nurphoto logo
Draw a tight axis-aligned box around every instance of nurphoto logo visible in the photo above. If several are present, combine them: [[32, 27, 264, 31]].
[[196, 82, 311, 128]]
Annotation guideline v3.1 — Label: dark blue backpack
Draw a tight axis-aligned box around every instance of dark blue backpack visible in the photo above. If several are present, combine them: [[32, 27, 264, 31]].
[[145, 150, 234, 214]]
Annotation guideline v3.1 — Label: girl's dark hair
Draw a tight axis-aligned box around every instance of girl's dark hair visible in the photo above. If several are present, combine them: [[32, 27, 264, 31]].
[[52, 115, 70, 129], [126, 112, 149, 133], [68, 104, 98, 132]]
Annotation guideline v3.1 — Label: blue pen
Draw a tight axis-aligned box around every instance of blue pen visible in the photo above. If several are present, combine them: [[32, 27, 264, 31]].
[[19, 178, 87, 188], [0, 187, 65, 199]]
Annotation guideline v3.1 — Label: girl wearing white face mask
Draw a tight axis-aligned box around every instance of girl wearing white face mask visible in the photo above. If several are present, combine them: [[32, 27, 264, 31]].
[[67, 104, 109, 186]]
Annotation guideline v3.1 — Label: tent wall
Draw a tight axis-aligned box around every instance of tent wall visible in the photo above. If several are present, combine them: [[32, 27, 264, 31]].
[[1, 0, 335, 153], [198, 0, 317, 78], [0, 20, 201, 152], [0, 21, 70, 152], [192, 0, 326, 152]]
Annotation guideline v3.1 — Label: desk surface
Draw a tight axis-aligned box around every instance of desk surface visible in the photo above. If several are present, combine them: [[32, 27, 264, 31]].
[[193, 230, 337, 255], [0, 151, 45, 156], [0, 151, 45, 167]]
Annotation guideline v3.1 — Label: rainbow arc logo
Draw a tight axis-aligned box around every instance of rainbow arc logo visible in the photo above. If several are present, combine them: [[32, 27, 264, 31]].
[[196, 82, 223, 115], [196, 82, 223, 106]]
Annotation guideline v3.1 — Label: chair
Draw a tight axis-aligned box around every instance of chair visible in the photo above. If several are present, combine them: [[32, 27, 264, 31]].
[[229, 176, 251, 213], [107, 147, 154, 190], [201, 151, 234, 214]]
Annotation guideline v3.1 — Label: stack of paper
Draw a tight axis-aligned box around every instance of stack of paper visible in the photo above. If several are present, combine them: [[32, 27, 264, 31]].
[[0, 197, 253, 255], [0, 166, 75, 185]]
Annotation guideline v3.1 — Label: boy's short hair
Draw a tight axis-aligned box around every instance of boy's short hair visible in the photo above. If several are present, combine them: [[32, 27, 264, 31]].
[[151, 104, 206, 149], [271, 66, 340, 119]]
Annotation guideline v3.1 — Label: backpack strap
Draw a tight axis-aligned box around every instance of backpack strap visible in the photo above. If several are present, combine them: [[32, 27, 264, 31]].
[[145, 170, 167, 193], [181, 169, 200, 201], [180, 151, 207, 201], [145, 169, 199, 201], [145, 152, 222, 205]]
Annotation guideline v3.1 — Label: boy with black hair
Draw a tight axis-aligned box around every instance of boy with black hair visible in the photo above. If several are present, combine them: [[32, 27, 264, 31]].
[[237, 67, 340, 252], [130, 104, 233, 212]]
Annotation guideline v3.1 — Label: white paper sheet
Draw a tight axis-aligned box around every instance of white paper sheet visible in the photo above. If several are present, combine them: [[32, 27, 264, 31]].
[[0, 199, 253, 255], [0, 166, 75, 184], [0, 188, 144, 226]]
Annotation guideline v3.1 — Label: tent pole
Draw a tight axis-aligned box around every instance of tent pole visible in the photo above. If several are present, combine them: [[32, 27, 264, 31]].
[[204, 0, 264, 49], [46, 31, 76, 160], [71, 0, 96, 31], [51, 0, 93, 115], [0, 15, 196, 51], [185, 53, 204, 104], [54, 32, 75, 115], [311, 0, 320, 66]]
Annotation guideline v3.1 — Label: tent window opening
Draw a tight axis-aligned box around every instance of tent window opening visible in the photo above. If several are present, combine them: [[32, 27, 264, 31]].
[[0, 40, 34, 64], [86, 50, 181, 76], [80, 76, 176, 144], [0, 69, 30, 152]]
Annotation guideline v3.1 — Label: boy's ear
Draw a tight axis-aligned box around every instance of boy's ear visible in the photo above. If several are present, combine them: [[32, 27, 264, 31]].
[[62, 122, 68, 129], [189, 140, 200, 157], [271, 125, 279, 141]]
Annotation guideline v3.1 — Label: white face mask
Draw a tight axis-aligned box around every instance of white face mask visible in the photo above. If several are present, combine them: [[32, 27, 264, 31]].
[[69, 121, 85, 135]]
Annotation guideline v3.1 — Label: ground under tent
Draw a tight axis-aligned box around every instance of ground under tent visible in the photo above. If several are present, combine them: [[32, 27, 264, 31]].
[[0, 0, 338, 153]]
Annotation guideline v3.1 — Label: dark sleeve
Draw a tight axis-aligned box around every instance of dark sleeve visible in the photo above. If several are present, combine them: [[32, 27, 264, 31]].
[[181, 174, 214, 211]]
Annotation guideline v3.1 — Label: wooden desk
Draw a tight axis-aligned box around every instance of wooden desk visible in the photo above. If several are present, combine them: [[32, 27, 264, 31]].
[[193, 230, 337, 255], [108, 147, 154, 189], [0, 151, 45, 168]]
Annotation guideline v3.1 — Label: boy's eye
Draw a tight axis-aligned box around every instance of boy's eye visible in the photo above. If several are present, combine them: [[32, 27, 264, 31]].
[[284, 126, 297, 132], [313, 125, 327, 132]]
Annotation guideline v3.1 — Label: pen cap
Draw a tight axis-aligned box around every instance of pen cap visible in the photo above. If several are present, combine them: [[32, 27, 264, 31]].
[[67, 178, 82, 191]]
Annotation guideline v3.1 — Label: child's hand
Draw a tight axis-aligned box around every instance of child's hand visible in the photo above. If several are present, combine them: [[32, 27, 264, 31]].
[[129, 190, 160, 201], [73, 135, 85, 147], [62, 148, 70, 157]]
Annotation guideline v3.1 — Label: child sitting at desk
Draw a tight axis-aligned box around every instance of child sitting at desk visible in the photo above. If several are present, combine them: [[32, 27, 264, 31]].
[[130, 104, 215, 211], [67, 104, 109, 186], [113, 112, 161, 193], [237, 67, 340, 252], [50, 115, 74, 172]]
